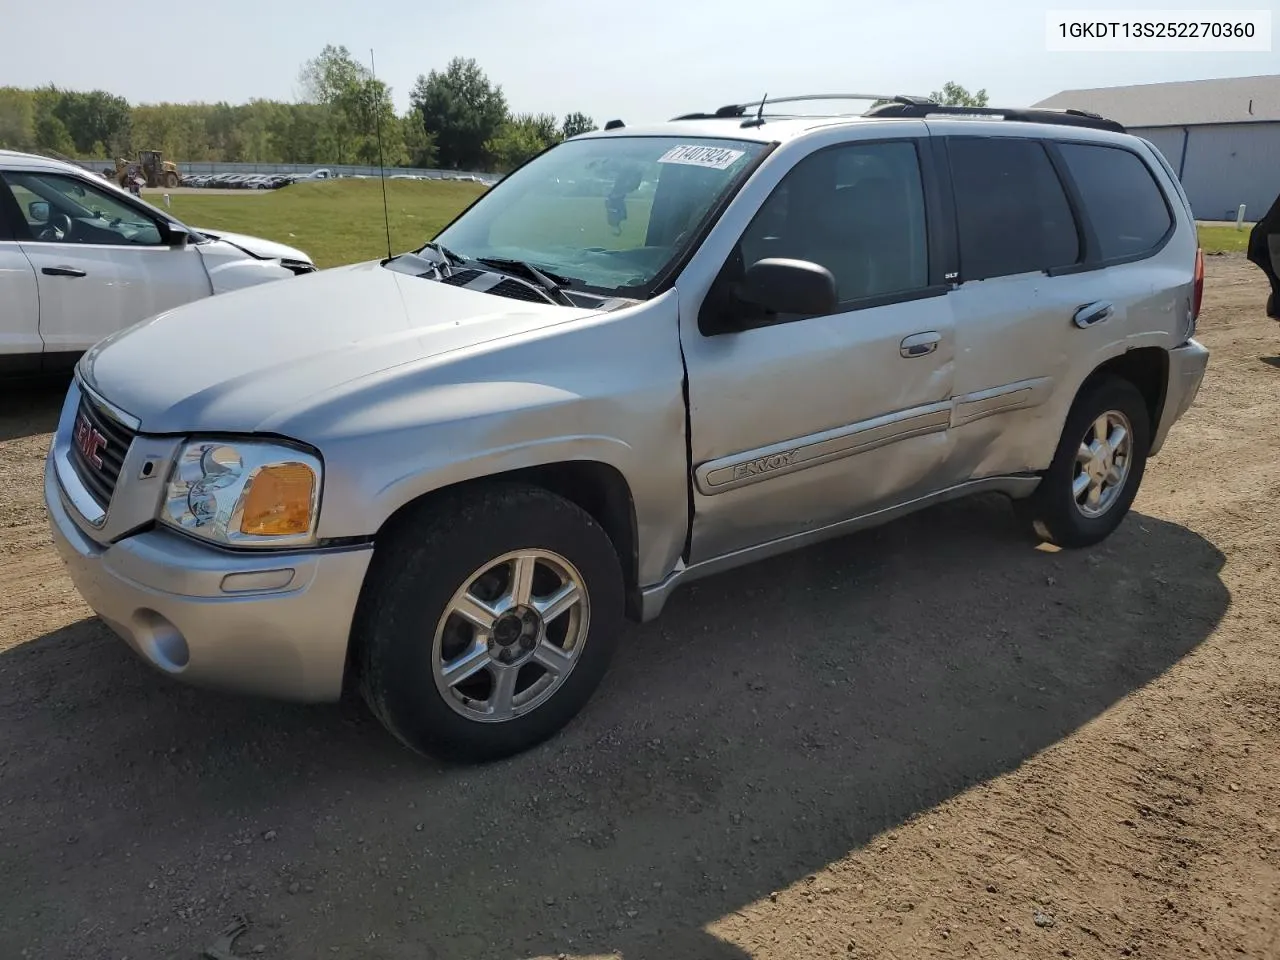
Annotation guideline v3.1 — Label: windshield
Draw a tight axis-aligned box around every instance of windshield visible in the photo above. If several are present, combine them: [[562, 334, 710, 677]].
[[431, 135, 766, 297]]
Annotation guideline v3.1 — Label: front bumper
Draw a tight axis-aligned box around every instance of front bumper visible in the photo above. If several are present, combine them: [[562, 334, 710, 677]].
[[45, 451, 373, 703], [1150, 338, 1209, 457]]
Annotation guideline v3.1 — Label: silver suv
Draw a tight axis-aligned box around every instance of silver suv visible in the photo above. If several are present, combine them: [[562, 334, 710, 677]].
[[44, 95, 1209, 762]]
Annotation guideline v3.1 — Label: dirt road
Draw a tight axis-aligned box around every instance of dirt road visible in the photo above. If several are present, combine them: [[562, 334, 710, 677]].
[[1, 256, 1277, 960]]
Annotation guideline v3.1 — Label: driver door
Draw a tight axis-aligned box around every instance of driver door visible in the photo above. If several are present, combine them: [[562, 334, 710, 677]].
[[680, 136, 959, 563], [0, 170, 211, 354]]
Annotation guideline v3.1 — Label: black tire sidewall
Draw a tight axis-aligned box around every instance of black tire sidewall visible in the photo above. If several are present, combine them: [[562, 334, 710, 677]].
[[357, 484, 624, 763], [1029, 377, 1151, 548]]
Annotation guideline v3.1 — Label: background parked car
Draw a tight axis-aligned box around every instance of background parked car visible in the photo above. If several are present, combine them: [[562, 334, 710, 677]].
[[0, 149, 316, 374]]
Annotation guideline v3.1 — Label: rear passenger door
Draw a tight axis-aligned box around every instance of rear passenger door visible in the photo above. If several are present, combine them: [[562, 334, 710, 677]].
[[941, 135, 1093, 478], [943, 134, 1180, 480], [1052, 139, 1182, 340]]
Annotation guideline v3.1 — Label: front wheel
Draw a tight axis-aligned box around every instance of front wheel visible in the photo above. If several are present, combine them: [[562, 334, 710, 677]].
[[164, 171, 179, 188], [354, 483, 624, 763], [1017, 376, 1151, 548]]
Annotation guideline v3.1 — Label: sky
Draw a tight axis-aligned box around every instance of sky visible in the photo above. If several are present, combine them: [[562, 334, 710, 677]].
[[3, 0, 1277, 122]]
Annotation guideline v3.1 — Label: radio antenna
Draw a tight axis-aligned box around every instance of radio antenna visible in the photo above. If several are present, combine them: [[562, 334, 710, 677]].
[[369, 47, 393, 260], [741, 92, 768, 128]]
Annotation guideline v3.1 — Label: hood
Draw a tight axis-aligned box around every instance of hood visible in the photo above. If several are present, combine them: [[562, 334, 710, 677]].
[[79, 260, 602, 434], [195, 227, 312, 264]]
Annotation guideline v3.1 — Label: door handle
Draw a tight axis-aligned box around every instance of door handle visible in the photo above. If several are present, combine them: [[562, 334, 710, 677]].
[[900, 331, 941, 358], [1073, 301, 1113, 328], [41, 265, 87, 278]]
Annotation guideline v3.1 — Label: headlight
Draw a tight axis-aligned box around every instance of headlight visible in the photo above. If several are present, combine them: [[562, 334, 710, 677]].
[[160, 440, 322, 548]]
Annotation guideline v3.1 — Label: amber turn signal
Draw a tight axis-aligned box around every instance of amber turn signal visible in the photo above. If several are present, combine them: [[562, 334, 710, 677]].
[[239, 463, 316, 536]]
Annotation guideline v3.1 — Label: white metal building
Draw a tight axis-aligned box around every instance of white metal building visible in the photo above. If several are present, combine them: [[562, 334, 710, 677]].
[[1034, 74, 1280, 221]]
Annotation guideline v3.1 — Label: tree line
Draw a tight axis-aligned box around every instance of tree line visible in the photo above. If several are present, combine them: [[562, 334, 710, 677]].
[[0, 52, 988, 175], [0, 47, 598, 173]]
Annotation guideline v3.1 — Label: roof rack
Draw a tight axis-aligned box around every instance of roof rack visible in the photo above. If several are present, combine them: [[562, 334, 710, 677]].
[[863, 101, 1126, 133], [671, 93, 936, 124], [669, 94, 1126, 134]]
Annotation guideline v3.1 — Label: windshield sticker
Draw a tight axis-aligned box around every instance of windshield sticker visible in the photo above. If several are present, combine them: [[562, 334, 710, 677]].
[[657, 145, 746, 170]]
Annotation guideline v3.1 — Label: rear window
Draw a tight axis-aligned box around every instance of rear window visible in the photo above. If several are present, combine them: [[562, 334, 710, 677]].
[[1057, 143, 1173, 261], [947, 138, 1080, 281]]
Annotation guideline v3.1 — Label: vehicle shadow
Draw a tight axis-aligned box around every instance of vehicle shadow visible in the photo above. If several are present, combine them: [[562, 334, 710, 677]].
[[0, 375, 69, 443], [1261, 356, 1280, 369], [0, 496, 1228, 960]]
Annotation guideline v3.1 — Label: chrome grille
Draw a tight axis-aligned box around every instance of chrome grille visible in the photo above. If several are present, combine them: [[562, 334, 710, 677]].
[[68, 393, 136, 509]]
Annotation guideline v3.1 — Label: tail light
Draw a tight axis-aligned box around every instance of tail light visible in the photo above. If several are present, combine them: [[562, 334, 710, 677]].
[[1190, 247, 1204, 332]]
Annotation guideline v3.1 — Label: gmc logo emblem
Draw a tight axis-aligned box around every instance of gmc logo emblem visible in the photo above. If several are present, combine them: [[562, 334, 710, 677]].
[[73, 414, 107, 469]]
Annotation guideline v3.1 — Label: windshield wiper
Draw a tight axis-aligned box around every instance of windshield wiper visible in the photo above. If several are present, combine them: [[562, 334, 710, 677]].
[[419, 241, 468, 268], [473, 257, 578, 306]]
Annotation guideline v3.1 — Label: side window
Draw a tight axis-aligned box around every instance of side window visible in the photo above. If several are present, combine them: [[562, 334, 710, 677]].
[[947, 138, 1080, 281], [737, 140, 929, 303], [1057, 143, 1173, 260], [1, 172, 164, 246]]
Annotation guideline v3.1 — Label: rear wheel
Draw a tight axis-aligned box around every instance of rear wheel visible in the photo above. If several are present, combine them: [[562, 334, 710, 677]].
[[354, 483, 624, 763], [1017, 376, 1150, 548]]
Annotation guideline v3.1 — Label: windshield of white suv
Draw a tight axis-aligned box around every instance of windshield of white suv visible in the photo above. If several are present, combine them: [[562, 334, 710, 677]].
[[427, 135, 767, 297]]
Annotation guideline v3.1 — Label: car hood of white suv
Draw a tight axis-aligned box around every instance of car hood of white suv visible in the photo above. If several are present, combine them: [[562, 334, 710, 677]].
[[194, 227, 312, 265], [78, 260, 602, 434]]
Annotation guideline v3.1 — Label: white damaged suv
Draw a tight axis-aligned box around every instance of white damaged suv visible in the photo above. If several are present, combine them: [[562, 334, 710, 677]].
[[43, 97, 1208, 762], [0, 149, 314, 375]]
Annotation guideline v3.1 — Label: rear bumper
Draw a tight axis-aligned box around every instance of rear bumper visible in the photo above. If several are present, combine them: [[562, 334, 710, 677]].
[[1150, 338, 1209, 456], [45, 452, 373, 702]]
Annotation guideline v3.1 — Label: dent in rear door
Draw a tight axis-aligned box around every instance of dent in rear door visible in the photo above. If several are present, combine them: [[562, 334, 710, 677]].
[[941, 134, 1088, 479]]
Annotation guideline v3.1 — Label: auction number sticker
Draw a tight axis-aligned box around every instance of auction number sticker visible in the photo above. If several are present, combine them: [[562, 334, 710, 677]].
[[658, 145, 746, 170]]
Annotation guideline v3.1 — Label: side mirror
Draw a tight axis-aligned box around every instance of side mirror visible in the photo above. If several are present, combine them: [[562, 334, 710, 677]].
[[735, 257, 838, 317], [165, 224, 190, 248], [28, 201, 50, 224]]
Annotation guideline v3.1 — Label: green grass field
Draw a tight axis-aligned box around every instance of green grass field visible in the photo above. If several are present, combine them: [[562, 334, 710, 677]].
[[154, 180, 488, 269], [145, 180, 1252, 268], [1196, 225, 1252, 255]]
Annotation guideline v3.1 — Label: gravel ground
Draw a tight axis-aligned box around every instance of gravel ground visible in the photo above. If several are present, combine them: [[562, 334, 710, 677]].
[[1, 255, 1277, 960]]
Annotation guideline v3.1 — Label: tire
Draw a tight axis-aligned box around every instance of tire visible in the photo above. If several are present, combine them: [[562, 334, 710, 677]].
[[164, 171, 179, 188], [1017, 376, 1151, 549], [353, 482, 625, 763]]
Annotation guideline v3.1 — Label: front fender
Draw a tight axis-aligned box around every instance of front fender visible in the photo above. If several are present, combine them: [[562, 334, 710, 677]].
[[297, 304, 691, 588], [203, 256, 298, 294], [324, 421, 688, 591]]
